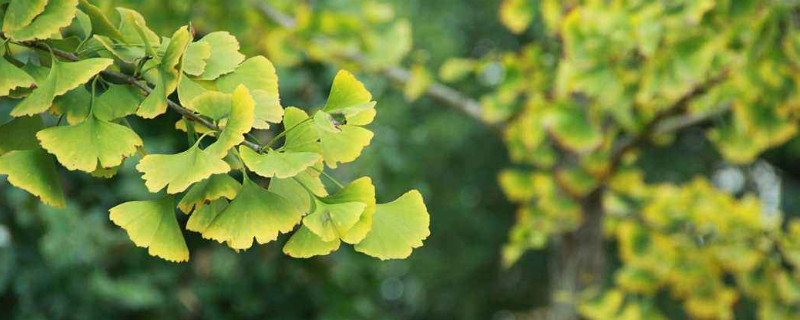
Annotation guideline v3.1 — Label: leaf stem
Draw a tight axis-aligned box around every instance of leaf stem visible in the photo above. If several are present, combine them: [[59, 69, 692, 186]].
[[262, 117, 312, 151], [310, 166, 344, 189]]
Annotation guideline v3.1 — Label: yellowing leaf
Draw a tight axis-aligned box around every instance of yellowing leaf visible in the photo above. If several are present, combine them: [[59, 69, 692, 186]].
[[137, 26, 191, 118], [136, 141, 231, 194], [77, 0, 124, 41], [177, 75, 209, 109], [303, 199, 366, 242], [0, 149, 65, 208], [282, 107, 320, 153], [94, 84, 141, 121], [191, 90, 231, 121], [2, 0, 48, 33], [109, 196, 189, 262], [283, 225, 340, 258], [217, 56, 282, 129], [328, 177, 376, 244], [239, 146, 321, 179], [355, 190, 430, 260], [186, 199, 227, 233], [0, 116, 43, 155], [268, 170, 327, 214], [183, 41, 212, 76], [205, 85, 255, 158], [11, 58, 113, 117], [196, 32, 245, 80], [4, 0, 78, 41], [177, 174, 240, 214], [500, 0, 533, 34], [51, 86, 90, 124], [201, 177, 302, 250], [323, 70, 374, 116], [36, 111, 142, 172], [0, 56, 36, 96], [315, 113, 374, 168]]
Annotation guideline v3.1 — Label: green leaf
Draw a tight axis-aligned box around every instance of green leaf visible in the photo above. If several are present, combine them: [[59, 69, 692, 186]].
[[0, 149, 65, 208], [2, 0, 48, 33], [283, 225, 340, 258], [282, 107, 320, 153], [327, 177, 376, 244], [94, 84, 141, 121], [0, 116, 44, 155], [136, 140, 231, 194], [109, 196, 189, 262], [196, 32, 245, 80], [186, 199, 227, 233], [216, 56, 282, 129], [314, 112, 374, 168], [4, 0, 78, 41], [239, 146, 321, 179], [544, 106, 603, 153], [201, 177, 302, 250], [115, 7, 159, 47], [177, 174, 240, 214], [11, 58, 113, 117], [355, 190, 430, 260], [182, 41, 212, 76], [77, 0, 124, 41], [177, 75, 209, 109], [303, 198, 365, 242], [36, 111, 143, 172], [136, 26, 191, 119], [191, 90, 231, 120], [268, 170, 327, 214], [0, 56, 36, 96], [205, 85, 255, 158], [51, 86, 90, 124], [323, 70, 374, 116]]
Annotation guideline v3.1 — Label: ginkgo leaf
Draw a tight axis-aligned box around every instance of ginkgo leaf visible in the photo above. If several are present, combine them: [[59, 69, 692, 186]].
[[182, 41, 211, 76], [323, 70, 373, 115], [0, 116, 43, 155], [90, 164, 118, 178], [283, 225, 341, 258], [136, 26, 191, 118], [201, 176, 302, 250], [303, 199, 366, 242], [327, 177, 376, 244], [314, 112, 374, 168], [77, 0, 124, 41], [116, 7, 159, 46], [51, 86, 90, 124], [355, 190, 430, 260], [109, 196, 189, 262], [4, 0, 78, 41], [177, 174, 240, 214], [94, 84, 141, 121], [205, 85, 255, 158], [0, 56, 36, 96], [136, 140, 231, 194], [2, 0, 48, 33], [11, 58, 113, 117], [216, 56, 282, 129], [37, 111, 143, 172], [191, 90, 231, 121], [177, 75, 209, 109], [0, 149, 65, 208], [195, 32, 245, 80], [239, 146, 321, 179], [186, 199, 227, 233], [282, 107, 320, 154], [268, 170, 327, 214]]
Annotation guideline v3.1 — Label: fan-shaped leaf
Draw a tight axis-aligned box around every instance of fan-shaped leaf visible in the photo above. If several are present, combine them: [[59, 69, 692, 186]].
[[327, 177, 376, 244], [201, 177, 302, 250], [323, 70, 375, 117], [303, 199, 365, 242], [11, 58, 113, 117], [283, 107, 320, 153], [183, 41, 211, 76], [216, 56, 282, 129], [136, 26, 191, 118], [355, 190, 430, 260], [283, 225, 340, 258], [239, 146, 320, 179], [0, 149, 65, 208], [77, 0, 124, 41], [2, 0, 48, 33], [268, 170, 327, 214], [94, 84, 141, 121], [205, 85, 255, 158], [4, 0, 78, 41], [136, 140, 230, 194], [314, 112, 374, 168], [177, 174, 240, 214], [109, 196, 189, 262], [186, 199, 227, 233], [196, 32, 245, 80], [0, 56, 36, 96], [37, 111, 142, 172], [0, 116, 43, 155]]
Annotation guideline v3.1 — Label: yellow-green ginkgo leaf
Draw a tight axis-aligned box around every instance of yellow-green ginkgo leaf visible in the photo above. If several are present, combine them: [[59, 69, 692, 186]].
[[77, 0, 124, 41], [109, 196, 189, 262], [239, 146, 321, 179], [0, 116, 44, 155], [90, 164, 119, 178], [51, 86, 90, 124], [283, 225, 340, 258], [176, 75, 209, 109], [282, 107, 319, 153], [136, 140, 231, 194], [303, 199, 365, 242], [355, 190, 430, 260], [37, 111, 143, 172], [201, 176, 302, 250], [11, 58, 113, 117], [182, 41, 212, 76], [136, 26, 191, 119], [115, 7, 159, 47], [327, 177, 376, 244], [2, 0, 48, 33], [216, 56, 282, 129], [94, 84, 141, 121], [323, 70, 374, 116], [196, 31, 245, 80], [186, 198, 227, 233], [205, 85, 255, 158], [177, 173, 240, 214], [4, 0, 78, 41], [191, 90, 231, 121], [268, 170, 327, 214], [0, 149, 65, 208], [0, 56, 36, 96], [314, 111, 374, 168]]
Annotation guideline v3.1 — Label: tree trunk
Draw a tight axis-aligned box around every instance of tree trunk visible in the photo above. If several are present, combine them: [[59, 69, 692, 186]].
[[548, 190, 606, 320]]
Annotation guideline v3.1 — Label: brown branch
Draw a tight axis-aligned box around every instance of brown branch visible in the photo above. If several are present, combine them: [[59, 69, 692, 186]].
[[251, 1, 492, 127], [18, 41, 263, 151]]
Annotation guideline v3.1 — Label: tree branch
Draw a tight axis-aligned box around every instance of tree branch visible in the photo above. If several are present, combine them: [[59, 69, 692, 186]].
[[251, 1, 491, 127], [18, 40, 263, 151]]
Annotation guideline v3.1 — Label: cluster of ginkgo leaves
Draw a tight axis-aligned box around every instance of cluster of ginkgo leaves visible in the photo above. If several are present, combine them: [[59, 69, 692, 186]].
[[0, 0, 429, 263]]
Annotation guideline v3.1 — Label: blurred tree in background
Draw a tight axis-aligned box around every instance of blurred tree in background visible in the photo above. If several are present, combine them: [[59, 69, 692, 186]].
[[5, 0, 800, 320]]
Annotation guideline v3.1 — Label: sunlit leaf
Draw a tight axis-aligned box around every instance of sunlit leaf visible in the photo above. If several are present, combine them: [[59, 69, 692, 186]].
[[0, 56, 36, 96], [182, 41, 212, 76], [186, 199, 227, 233], [268, 170, 327, 214], [239, 146, 320, 179], [2, 0, 48, 33], [216, 56, 282, 129], [0, 116, 43, 155], [355, 190, 430, 259], [0, 149, 65, 208], [283, 225, 340, 258], [136, 26, 191, 118], [196, 31, 245, 80], [77, 0, 124, 41], [205, 85, 255, 158], [136, 140, 230, 194], [109, 196, 189, 262], [4, 0, 78, 41], [177, 174, 240, 214]]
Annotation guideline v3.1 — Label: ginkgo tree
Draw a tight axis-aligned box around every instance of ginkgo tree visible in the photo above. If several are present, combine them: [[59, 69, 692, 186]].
[[0, 0, 430, 263]]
